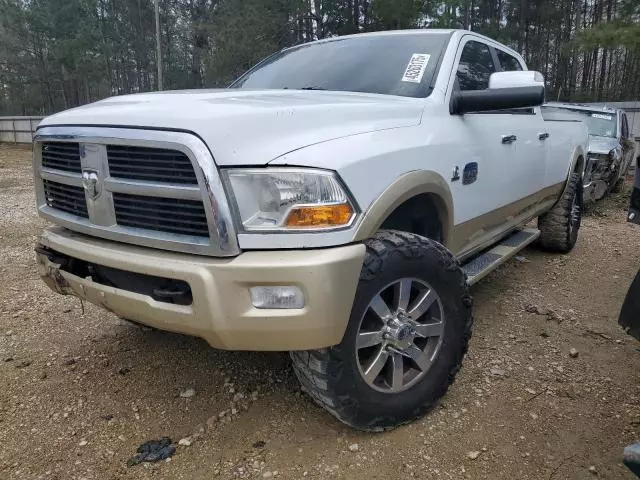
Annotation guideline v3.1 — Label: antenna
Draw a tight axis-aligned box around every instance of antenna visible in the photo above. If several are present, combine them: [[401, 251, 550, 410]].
[[155, 0, 163, 91]]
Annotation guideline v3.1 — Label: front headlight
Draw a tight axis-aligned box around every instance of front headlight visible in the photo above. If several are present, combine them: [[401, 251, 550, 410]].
[[221, 168, 357, 231]]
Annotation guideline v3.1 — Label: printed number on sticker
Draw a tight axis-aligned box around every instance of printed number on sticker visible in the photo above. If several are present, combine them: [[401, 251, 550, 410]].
[[592, 113, 613, 120], [402, 54, 431, 83]]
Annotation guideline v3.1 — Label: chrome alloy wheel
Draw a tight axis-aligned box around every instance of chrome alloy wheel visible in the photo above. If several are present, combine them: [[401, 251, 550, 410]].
[[355, 278, 445, 393]]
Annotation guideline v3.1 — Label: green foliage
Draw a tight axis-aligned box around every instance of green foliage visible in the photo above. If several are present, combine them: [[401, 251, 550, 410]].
[[575, 20, 640, 48], [368, 0, 423, 30], [1, 0, 639, 114], [205, 0, 298, 86]]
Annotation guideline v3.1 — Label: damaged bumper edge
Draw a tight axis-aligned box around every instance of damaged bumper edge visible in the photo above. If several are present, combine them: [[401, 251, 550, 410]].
[[35, 246, 74, 295], [35, 226, 365, 351]]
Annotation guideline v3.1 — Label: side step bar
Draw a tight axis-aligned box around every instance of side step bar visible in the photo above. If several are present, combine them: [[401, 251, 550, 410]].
[[461, 228, 540, 286]]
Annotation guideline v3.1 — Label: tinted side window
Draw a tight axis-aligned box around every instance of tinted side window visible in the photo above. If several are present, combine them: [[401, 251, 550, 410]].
[[456, 41, 497, 91], [496, 50, 523, 71]]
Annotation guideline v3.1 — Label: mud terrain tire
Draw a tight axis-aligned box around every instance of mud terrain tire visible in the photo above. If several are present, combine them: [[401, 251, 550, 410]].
[[290, 230, 473, 431], [538, 172, 583, 253]]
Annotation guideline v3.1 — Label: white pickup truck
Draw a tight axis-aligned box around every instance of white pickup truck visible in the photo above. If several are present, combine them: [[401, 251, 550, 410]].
[[33, 29, 588, 431]]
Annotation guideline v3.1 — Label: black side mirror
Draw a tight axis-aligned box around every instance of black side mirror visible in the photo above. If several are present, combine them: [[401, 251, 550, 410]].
[[450, 86, 545, 115]]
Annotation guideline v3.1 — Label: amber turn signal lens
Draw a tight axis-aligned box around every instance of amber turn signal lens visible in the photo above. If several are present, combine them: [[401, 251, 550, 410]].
[[284, 203, 354, 228]]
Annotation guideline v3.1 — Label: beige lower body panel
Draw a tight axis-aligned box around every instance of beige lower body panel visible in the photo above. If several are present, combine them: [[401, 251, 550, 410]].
[[452, 182, 564, 259], [36, 227, 365, 351]]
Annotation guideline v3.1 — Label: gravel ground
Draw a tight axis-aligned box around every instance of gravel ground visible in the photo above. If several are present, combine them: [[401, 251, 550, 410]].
[[1, 143, 639, 480]]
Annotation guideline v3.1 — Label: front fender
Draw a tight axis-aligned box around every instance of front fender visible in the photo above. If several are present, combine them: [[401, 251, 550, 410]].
[[352, 171, 454, 248]]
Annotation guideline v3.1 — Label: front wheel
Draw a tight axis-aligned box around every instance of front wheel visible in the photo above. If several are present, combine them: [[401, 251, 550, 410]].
[[290, 231, 473, 431]]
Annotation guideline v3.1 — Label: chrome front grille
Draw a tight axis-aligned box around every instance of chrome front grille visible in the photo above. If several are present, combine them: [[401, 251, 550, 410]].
[[43, 179, 88, 218], [107, 145, 198, 184], [33, 126, 239, 257], [41, 142, 81, 173], [113, 193, 209, 237]]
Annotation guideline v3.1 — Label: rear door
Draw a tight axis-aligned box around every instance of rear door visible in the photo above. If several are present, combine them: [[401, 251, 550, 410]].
[[494, 47, 547, 194]]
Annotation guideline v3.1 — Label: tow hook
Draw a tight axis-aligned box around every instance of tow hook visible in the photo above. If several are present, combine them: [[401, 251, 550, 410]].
[[152, 282, 192, 305]]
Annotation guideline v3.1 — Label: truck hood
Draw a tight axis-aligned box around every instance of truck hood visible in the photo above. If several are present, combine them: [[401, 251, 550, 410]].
[[588, 135, 619, 155], [39, 89, 423, 166]]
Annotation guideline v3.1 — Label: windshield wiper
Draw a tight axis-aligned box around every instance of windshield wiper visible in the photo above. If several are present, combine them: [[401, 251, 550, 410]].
[[281, 86, 327, 91]]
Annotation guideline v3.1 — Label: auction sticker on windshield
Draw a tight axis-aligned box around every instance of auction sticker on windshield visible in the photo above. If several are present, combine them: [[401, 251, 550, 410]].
[[402, 54, 431, 83], [592, 113, 613, 120]]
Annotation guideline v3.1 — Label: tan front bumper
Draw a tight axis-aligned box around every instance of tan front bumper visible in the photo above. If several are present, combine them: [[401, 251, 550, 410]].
[[36, 227, 365, 351]]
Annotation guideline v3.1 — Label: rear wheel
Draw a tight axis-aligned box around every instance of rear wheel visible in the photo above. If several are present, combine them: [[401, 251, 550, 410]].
[[290, 230, 473, 431], [538, 172, 583, 253]]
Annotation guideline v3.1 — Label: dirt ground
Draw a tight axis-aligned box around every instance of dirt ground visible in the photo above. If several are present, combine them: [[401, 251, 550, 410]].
[[1, 143, 639, 480]]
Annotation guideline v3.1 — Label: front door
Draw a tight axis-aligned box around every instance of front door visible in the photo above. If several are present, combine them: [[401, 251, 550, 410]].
[[447, 37, 543, 256]]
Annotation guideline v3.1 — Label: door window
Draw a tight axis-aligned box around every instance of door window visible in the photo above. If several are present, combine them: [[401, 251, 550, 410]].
[[456, 41, 497, 91], [496, 50, 523, 71]]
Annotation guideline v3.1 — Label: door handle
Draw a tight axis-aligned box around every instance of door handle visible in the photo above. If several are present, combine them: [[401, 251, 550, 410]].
[[538, 132, 550, 140], [501, 134, 517, 144]]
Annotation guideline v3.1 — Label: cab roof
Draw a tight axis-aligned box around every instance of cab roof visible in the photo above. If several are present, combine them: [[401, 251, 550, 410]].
[[284, 29, 522, 61], [545, 102, 619, 114]]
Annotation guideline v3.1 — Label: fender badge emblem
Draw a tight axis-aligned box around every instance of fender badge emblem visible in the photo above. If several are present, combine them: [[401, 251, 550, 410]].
[[451, 166, 460, 182]]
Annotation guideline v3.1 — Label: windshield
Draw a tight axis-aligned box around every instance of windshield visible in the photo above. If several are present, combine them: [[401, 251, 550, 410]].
[[230, 33, 450, 98], [544, 107, 618, 137]]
